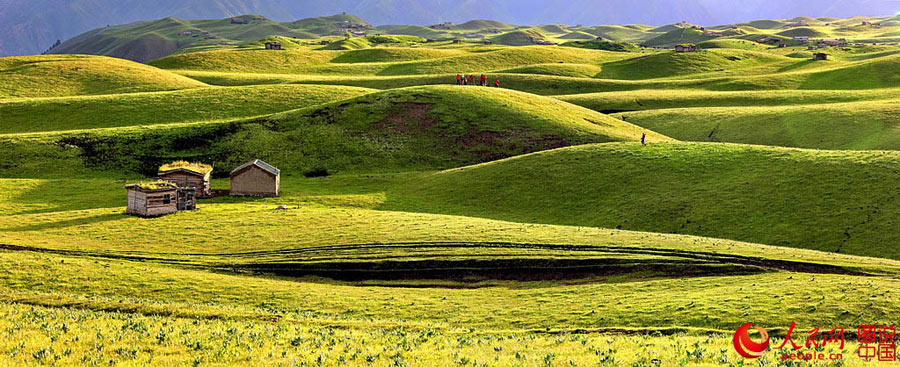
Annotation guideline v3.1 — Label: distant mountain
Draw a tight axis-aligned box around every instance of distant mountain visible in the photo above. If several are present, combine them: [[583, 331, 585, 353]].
[[49, 14, 371, 62], [3, 0, 900, 56]]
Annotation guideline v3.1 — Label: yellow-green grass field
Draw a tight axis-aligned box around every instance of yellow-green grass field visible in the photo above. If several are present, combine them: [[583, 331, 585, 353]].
[[611, 100, 900, 150], [0, 55, 206, 98], [0, 85, 374, 134]]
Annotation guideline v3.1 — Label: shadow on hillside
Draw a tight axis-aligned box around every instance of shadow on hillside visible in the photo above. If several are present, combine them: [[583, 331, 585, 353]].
[[2, 212, 126, 232], [2, 178, 126, 216]]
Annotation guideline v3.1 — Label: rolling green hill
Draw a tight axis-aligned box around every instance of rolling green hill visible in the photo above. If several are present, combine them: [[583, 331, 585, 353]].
[[491, 29, 548, 46], [0, 86, 666, 177], [329, 48, 467, 63], [453, 20, 513, 30], [642, 27, 714, 47], [800, 53, 900, 89], [776, 27, 829, 38], [560, 39, 642, 52], [151, 46, 631, 77], [376, 25, 454, 39], [0, 55, 205, 98], [559, 31, 596, 40], [695, 38, 769, 50], [611, 100, 900, 150], [556, 88, 900, 112], [577, 25, 658, 43], [0, 85, 374, 134], [497, 63, 603, 78], [148, 48, 339, 72], [596, 49, 787, 80], [385, 142, 900, 259], [320, 35, 427, 50]]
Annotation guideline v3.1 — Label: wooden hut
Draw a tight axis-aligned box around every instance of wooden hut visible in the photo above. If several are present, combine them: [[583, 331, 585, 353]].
[[812, 53, 828, 61], [230, 159, 281, 197], [126, 182, 197, 217], [158, 161, 212, 197], [265, 42, 283, 50], [126, 182, 178, 217]]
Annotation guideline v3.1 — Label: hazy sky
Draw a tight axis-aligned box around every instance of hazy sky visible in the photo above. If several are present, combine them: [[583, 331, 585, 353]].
[[289, 0, 900, 26]]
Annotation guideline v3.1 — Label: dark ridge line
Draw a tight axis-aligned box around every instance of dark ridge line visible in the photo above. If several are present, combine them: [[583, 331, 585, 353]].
[[0, 241, 875, 276]]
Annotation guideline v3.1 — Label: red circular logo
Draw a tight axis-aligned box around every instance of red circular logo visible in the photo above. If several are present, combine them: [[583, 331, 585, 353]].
[[733, 323, 770, 359]]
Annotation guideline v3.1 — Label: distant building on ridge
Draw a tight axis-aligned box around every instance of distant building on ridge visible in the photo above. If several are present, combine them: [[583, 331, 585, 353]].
[[675, 44, 698, 52]]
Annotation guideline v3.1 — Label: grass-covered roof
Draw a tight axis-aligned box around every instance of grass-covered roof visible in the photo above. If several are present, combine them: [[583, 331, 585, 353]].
[[126, 181, 177, 191], [159, 161, 213, 175]]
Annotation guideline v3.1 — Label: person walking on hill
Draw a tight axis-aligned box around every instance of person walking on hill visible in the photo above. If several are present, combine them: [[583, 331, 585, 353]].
[[641, 132, 646, 146], [494, 79, 500, 88], [469, 75, 475, 85], [461, 77, 467, 86], [456, 73, 462, 85], [480, 74, 487, 86]]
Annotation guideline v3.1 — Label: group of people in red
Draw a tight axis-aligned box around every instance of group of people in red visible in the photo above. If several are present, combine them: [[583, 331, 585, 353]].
[[457, 73, 500, 88]]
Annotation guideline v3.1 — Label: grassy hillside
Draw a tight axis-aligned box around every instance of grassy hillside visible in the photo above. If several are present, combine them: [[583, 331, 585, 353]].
[[0, 86, 666, 177], [149, 48, 339, 72], [556, 88, 900, 112], [559, 31, 596, 40], [377, 25, 454, 39], [0, 246, 890, 366], [800, 53, 900, 89], [497, 63, 603, 78], [491, 30, 547, 46], [454, 20, 512, 30], [321, 35, 427, 50], [152, 46, 635, 78], [611, 100, 900, 150], [596, 49, 786, 80], [329, 48, 466, 63], [384, 143, 900, 259], [642, 27, 716, 47], [776, 27, 828, 38], [560, 40, 641, 52], [695, 38, 769, 50], [0, 85, 374, 134], [577, 25, 657, 43], [0, 55, 205, 98]]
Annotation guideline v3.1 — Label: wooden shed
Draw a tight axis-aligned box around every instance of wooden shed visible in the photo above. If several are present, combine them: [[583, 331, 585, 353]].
[[126, 182, 178, 217], [230, 159, 281, 197], [125, 182, 197, 218], [158, 161, 212, 197], [813, 53, 828, 61]]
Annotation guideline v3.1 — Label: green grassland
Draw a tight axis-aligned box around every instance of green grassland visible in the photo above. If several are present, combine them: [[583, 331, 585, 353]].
[[0, 84, 374, 134], [0, 55, 205, 98], [611, 100, 900, 149], [151, 46, 636, 76], [384, 143, 900, 259], [555, 88, 900, 111], [7, 13, 900, 366], [0, 86, 663, 177]]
